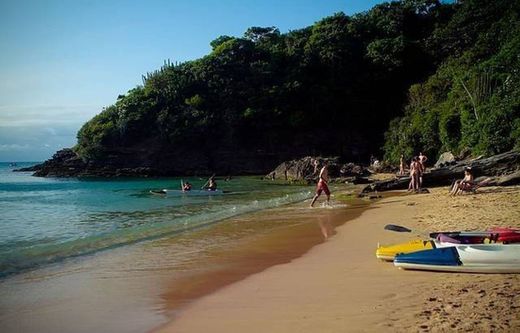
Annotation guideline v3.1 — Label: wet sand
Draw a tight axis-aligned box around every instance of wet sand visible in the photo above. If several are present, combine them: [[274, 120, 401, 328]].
[[1, 185, 518, 332], [155, 186, 520, 333], [0, 187, 370, 333], [159, 202, 370, 314]]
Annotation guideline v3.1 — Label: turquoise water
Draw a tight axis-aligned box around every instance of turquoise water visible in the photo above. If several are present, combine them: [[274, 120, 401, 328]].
[[0, 163, 313, 277]]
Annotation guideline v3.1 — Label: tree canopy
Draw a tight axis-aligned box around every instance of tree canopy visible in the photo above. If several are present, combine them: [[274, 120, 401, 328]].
[[75, 0, 519, 172]]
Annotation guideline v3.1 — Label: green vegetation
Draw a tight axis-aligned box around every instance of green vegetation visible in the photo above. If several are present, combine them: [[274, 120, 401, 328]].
[[76, 0, 519, 170], [384, 0, 520, 162]]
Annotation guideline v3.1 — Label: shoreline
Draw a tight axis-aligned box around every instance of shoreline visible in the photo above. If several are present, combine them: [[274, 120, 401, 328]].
[[0, 184, 370, 333], [158, 195, 371, 316], [155, 186, 520, 333]]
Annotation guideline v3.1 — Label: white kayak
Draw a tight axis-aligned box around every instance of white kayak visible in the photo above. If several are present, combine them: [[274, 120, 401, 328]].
[[394, 244, 520, 273], [150, 189, 225, 196]]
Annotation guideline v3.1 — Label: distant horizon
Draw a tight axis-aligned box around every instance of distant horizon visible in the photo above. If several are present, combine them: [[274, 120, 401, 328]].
[[0, 0, 385, 162]]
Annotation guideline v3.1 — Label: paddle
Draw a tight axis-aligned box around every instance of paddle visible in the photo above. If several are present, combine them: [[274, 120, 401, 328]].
[[384, 224, 513, 239], [201, 173, 216, 190], [384, 224, 412, 233]]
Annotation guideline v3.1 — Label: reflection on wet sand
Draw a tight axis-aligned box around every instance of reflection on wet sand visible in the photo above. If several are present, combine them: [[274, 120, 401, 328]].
[[318, 215, 335, 240], [157, 197, 370, 323]]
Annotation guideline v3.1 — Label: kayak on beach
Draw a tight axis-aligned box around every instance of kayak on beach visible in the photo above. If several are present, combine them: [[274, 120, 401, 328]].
[[377, 227, 520, 261], [393, 244, 520, 273]]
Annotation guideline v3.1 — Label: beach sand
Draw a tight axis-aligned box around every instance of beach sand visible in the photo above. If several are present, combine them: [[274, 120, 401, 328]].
[[155, 185, 520, 333]]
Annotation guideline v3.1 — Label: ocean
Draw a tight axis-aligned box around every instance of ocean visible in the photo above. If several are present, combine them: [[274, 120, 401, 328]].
[[0, 162, 313, 278]]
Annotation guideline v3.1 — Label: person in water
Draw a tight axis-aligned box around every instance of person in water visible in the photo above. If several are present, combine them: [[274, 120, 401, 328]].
[[207, 177, 217, 191], [310, 161, 330, 207], [182, 181, 192, 191]]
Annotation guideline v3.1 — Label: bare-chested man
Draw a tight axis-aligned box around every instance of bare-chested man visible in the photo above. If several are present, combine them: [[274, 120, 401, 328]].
[[310, 161, 330, 207]]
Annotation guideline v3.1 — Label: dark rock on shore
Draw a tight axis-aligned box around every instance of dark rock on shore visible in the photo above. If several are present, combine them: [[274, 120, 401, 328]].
[[265, 156, 369, 183], [15, 146, 292, 178], [15, 149, 87, 177], [363, 150, 520, 192]]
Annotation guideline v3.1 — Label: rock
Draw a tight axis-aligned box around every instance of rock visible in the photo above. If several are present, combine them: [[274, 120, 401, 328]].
[[265, 156, 369, 182], [457, 147, 472, 160], [434, 151, 456, 168], [266, 156, 338, 181], [363, 150, 520, 192], [340, 162, 370, 177], [496, 170, 520, 186]]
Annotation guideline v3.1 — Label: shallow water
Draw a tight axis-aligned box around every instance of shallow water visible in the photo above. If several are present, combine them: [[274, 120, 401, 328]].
[[0, 162, 314, 277], [0, 163, 362, 333]]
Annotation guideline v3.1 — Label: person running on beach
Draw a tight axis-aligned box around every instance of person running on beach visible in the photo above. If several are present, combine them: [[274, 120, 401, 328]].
[[310, 161, 330, 207]]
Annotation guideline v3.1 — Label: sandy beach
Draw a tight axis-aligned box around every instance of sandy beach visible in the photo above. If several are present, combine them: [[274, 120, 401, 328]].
[[155, 185, 520, 333]]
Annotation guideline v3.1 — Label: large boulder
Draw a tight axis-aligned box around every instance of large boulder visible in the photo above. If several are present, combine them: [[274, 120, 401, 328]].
[[266, 156, 340, 181], [434, 151, 456, 168], [266, 157, 369, 182]]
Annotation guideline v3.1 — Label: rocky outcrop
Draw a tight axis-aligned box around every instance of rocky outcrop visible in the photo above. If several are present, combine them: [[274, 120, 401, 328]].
[[15, 146, 292, 178], [15, 149, 88, 177], [266, 156, 369, 183], [363, 150, 520, 192], [434, 151, 456, 168]]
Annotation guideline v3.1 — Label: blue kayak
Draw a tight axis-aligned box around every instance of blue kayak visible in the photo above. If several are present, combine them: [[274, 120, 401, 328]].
[[394, 244, 520, 273]]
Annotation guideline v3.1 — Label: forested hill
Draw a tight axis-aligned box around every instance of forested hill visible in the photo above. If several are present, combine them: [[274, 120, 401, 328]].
[[47, 0, 519, 176]]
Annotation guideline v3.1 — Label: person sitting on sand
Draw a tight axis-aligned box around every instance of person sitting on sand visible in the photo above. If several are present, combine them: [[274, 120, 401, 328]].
[[182, 181, 192, 192], [310, 161, 330, 207], [450, 167, 474, 195]]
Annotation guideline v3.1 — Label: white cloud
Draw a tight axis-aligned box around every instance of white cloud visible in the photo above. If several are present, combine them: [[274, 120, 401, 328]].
[[0, 143, 30, 151], [44, 127, 57, 136], [0, 104, 101, 127]]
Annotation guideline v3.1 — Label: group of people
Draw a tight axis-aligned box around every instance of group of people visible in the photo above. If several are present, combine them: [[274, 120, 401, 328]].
[[402, 152, 483, 195], [398, 152, 428, 192], [180, 176, 218, 192], [306, 151, 489, 208]]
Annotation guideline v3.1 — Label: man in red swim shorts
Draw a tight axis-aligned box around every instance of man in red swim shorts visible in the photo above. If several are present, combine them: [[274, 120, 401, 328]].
[[310, 161, 330, 207]]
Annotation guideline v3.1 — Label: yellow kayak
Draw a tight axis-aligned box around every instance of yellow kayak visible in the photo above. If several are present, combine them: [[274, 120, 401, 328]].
[[376, 239, 434, 261]]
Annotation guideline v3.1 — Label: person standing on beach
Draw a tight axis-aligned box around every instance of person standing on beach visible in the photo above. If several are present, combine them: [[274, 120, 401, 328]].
[[408, 157, 421, 192], [399, 154, 406, 176], [418, 152, 428, 187], [310, 161, 330, 207]]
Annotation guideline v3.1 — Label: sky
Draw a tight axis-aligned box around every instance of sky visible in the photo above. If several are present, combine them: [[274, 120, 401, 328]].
[[0, 0, 385, 162]]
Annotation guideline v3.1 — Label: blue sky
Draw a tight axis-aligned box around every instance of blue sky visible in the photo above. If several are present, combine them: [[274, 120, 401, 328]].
[[0, 0, 385, 162]]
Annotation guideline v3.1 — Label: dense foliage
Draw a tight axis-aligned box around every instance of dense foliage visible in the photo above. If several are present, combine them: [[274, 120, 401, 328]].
[[384, 0, 520, 162], [75, 0, 519, 170]]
